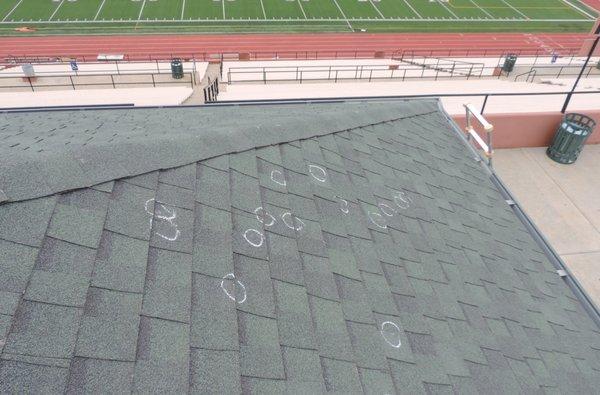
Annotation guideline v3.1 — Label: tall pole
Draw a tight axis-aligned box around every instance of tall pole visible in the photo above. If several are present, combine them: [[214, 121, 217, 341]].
[[561, 25, 600, 114]]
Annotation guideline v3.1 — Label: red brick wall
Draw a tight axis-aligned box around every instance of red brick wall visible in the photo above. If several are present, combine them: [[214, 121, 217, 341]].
[[453, 110, 600, 149]]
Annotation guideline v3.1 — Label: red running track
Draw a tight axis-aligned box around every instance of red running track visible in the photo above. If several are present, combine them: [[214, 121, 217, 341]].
[[581, 0, 600, 12], [0, 33, 593, 61]]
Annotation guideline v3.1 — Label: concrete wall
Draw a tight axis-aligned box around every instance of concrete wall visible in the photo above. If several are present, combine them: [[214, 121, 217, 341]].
[[452, 110, 600, 149]]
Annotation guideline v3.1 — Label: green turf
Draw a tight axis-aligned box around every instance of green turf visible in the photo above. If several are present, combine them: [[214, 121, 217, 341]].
[[299, 0, 342, 18], [373, 0, 419, 18], [0, 0, 20, 21], [336, 0, 381, 19], [183, 0, 223, 19], [0, 0, 596, 34], [142, 0, 183, 20], [7, 0, 60, 21], [226, 0, 264, 19], [97, 0, 143, 20], [54, 0, 103, 20]]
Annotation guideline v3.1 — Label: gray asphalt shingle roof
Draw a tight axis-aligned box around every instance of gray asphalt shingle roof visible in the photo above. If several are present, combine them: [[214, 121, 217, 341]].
[[1, 100, 600, 394]]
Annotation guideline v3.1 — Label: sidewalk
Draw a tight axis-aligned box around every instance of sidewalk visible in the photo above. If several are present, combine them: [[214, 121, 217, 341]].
[[0, 87, 193, 108], [494, 145, 600, 305]]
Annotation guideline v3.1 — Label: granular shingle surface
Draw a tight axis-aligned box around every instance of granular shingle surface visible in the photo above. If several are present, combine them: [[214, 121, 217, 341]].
[[1, 100, 600, 394]]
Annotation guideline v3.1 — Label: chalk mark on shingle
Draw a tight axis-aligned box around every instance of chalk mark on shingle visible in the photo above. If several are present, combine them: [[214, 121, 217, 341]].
[[392, 191, 412, 210], [367, 211, 387, 229], [243, 228, 265, 248], [337, 197, 349, 214], [380, 321, 401, 348], [144, 198, 181, 241], [270, 170, 287, 187], [308, 164, 327, 183], [221, 272, 247, 304], [254, 207, 276, 227], [281, 212, 305, 232], [378, 203, 395, 217]]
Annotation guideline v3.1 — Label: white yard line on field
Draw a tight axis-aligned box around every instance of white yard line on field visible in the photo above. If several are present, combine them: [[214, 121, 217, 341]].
[[401, 0, 422, 18], [438, 0, 459, 18], [331, 0, 353, 30], [297, 0, 307, 19], [559, 0, 596, 19], [137, 0, 147, 20], [259, 0, 267, 19], [500, 0, 529, 19], [2, 0, 24, 22], [469, 0, 494, 18], [94, 0, 107, 21], [368, 0, 385, 18], [49, 0, 65, 21]]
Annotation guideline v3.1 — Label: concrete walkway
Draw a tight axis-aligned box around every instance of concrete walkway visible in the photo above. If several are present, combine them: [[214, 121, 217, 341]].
[[218, 78, 600, 115], [0, 87, 193, 108], [494, 145, 600, 305]]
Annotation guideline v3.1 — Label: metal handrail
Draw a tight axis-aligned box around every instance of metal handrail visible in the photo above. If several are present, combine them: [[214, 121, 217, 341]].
[[0, 72, 195, 92], [225, 63, 487, 84], [514, 69, 537, 82], [212, 90, 600, 116], [3, 46, 585, 64], [464, 103, 494, 166], [2, 89, 599, 113]]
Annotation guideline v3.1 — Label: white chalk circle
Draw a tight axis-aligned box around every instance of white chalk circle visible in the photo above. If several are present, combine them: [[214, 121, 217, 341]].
[[144, 198, 180, 241], [243, 228, 264, 247], [378, 203, 395, 217], [144, 198, 155, 216], [270, 169, 287, 186], [220, 273, 247, 304], [393, 191, 412, 210], [254, 207, 276, 227], [380, 321, 402, 348], [281, 212, 305, 232], [367, 211, 387, 229], [308, 164, 327, 183], [338, 197, 349, 214]]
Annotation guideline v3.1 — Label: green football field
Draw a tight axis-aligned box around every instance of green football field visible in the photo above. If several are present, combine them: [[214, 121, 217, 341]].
[[0, 0, 597, 34]]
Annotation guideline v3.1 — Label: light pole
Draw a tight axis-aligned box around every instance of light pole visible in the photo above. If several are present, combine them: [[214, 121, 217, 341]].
[[561, 24, 600, 114]]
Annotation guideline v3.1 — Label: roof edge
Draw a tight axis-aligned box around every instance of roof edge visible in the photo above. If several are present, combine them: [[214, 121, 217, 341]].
[[437, 99, 600, 330]]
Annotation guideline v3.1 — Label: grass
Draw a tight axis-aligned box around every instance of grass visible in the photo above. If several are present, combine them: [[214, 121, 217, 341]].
[[0, 0, 596, 35]]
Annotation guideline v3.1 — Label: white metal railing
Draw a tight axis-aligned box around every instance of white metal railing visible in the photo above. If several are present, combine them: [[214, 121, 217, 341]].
[[464, 103, 494, 166]]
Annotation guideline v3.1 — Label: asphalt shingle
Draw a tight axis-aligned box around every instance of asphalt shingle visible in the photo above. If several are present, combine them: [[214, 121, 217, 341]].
[[0, 100, 599, 394]]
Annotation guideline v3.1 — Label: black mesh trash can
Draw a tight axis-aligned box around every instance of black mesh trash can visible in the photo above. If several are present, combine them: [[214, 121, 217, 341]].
[[547, 113, 596, 164], [170, 58, 183, 79], [502, 54, 517, 73]]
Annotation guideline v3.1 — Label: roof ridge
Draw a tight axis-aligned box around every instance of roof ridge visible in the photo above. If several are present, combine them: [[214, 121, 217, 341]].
[[0, 101, 440, 204]]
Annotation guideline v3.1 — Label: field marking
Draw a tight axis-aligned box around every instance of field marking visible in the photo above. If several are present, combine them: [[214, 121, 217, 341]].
[[331, 0, 353, 30], [0, 14, 590, 25], [437, 0, 459, 18], [137, 0, 147, 20], [0, 17, 592, 24], [401, 0, 422, 18], [468, 0, 494, 18], [499, 0, 529, 19], [368, 0, 385, 18], [181, 0, 186, 20], [559, 0, 596, 18], [94, 0, 107, 21], [258, 0, 267, 19], [1, 0, 24, 22], [49, 0, 65, 21], [222, 0, 225, 19], [297, 0, 307, 19]]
